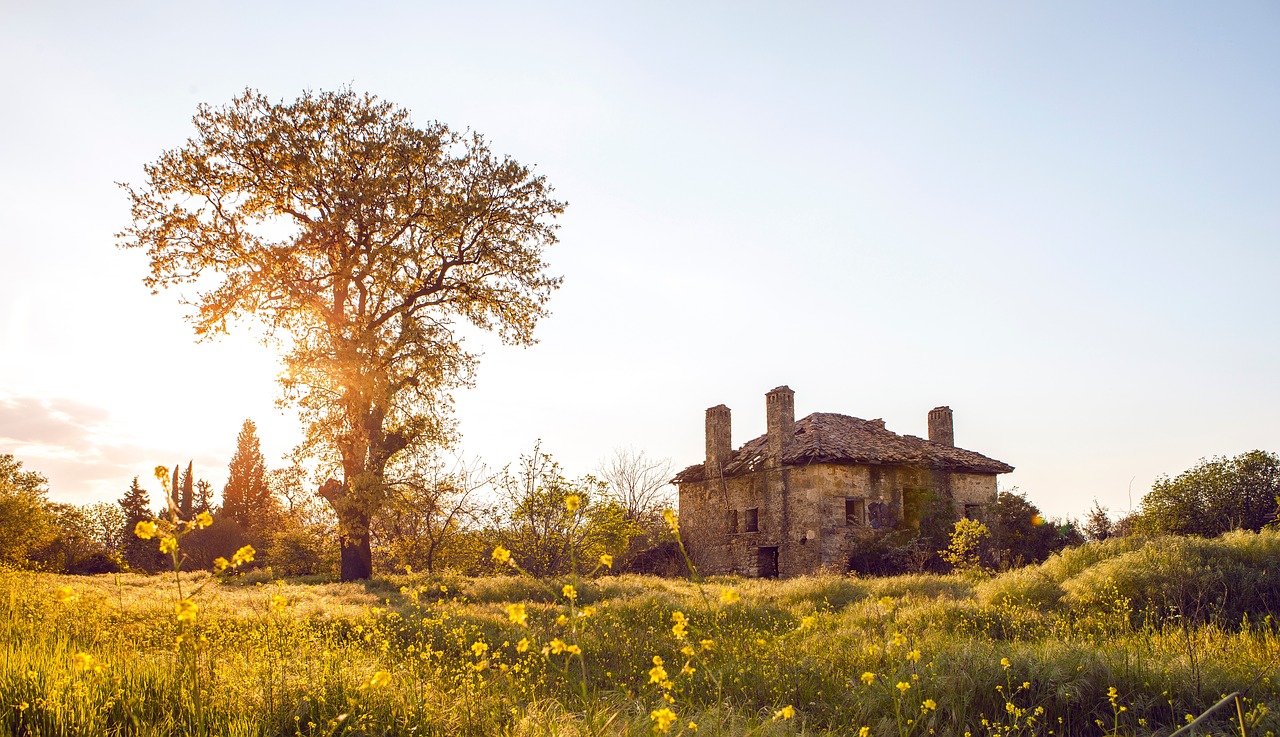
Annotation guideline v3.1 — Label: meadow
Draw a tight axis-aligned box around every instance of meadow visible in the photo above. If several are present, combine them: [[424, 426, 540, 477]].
[[2, 531, 1278, 736]]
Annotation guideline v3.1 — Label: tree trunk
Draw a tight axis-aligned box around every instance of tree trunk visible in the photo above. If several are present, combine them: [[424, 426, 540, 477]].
[[339, 510, 373, 581]]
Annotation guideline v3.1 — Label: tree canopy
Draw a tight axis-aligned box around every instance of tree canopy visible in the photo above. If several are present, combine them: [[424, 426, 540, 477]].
[[120, 88, 565, 579], [1135, 450, 1280, 537]]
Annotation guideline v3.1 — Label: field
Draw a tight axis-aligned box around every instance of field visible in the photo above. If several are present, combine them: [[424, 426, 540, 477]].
[[3, 531, 1279, 736]]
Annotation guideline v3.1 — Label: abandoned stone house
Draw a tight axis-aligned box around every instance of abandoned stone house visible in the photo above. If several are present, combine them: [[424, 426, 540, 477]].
[[673, 386, 1013, 578]]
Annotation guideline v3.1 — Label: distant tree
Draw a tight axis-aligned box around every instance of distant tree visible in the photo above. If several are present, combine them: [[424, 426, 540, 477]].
[[221, 420, 275, 533], [178, 461, 194, 517], [82, 500, 128, 554], [118, 476, 162, 572], [995, 489, 1079, 568], [1134, 451, 1280, 537], [0, 454, 56, 567], [119, 88, 565, 580], [376, 453, 486, 573], [1083, 500, 1113, 542], [263, 466, 338, 576], [489, 444, 636, 577], [30, 503, 121, 574], [193, 479, 214, 513], [596, 447, 674, 526]]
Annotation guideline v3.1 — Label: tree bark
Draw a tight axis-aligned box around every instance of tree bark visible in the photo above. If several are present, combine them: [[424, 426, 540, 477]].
[[320, 478, 374, 581]]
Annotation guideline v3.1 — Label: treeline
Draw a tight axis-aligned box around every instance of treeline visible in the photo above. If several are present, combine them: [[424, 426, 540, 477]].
[[0, 425, 679, 578]]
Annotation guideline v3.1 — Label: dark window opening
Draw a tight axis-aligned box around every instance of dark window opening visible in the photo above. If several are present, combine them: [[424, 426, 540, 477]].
[[845, 498, 866, 526], [964, 504, 982, 520], [745, 507, 760, 533]]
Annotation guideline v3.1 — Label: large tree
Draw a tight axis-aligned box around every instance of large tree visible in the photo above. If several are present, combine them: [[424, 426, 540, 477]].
[[120, 88, 564, 579]]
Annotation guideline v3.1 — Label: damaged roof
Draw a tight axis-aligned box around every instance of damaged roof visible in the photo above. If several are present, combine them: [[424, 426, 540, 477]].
[[673, 412, 1014, 483]]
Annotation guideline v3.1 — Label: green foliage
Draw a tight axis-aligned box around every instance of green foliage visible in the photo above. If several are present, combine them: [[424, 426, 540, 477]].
[[1134, 450, 1280, 536], [994, 489, 1080, 568], [0, 454, 56, 567], [940, 518, 991, 572], [117, 477, 164, 573], [489, 445, 639, 578]]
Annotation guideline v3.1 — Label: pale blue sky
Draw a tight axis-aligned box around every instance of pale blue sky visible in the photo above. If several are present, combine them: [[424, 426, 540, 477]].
[[1, 1, 1277, 520]]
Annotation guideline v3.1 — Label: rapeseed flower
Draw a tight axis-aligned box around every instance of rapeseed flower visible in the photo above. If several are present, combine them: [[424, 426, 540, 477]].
[[922, 699, 937, 711], [175, 599, 198, 622], [55, 586, 78, 603], [600, 553, 613, 568], [231, 545, 255, 566], [194, 511, 213, 529], [650, 707, 677, 733], [491, 545, 511, 565], [774, 705, 795, 720], [562, 584, 577, 601], [662, 508, 677, 532], [366, 670, 392, 688], [1001, 657, 1011, 669], [71, 652, 96, 672], [134, 520, 158, 539], [720, 588, 740, 604], [159, 537, 178, 555], [516, 638, 530, 653], [213, 557, 229, 572], [700, 639, 714, 651], [506, 603, 527, 625], [471, 641, 488, 657], [269, 595, 288, 613], [897, 681, 911, 694], [861, 672, 876, 685], [907, 649, 921, 662], [565, 494, 581, 512]]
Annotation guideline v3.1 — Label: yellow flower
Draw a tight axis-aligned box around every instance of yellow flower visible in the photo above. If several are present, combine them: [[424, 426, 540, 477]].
[[506, 603, 527, 626], [719, 588, 740, 604], [55, 586, 78, 603], [491, 545, 511, 565], [906, 649, 921, 663], [579, 605, 596, 617], [564, 494, 581, 512], [650, 707, 677, 733], [891, 632, 907, 647], [599, 553, 613, 568], [562, 584, 577, 601], [896, 681, 911, 694], [566, 644, 582, 655], [212, 557, 229, 572], [700, 639, 715, 651], [231, 545, 255, 566], [662, 508, 678, 532], [681, 644, 695, 656], [922, 699, 937, 711], [134, 520, 157, 540], [800, 615, 816, 628], [193, 511, 213, 529], [549, 638, 568, 655], [159, 536, 178, 554], [440, 584, 449, 593], [556, 614, 570, 626], [1001, 657, 1011, 669], [861, 672, 876, 685], [71, 652, 96, 672], [175, 599, 198, 622], [269, 595, 288, 613], [773, 705, 795, 720], [672, 622, 687, 638], [878, 596, 894, 608], [687, 722, 698, 732], [516, 638, 530, 653], [648, 664, 669, 684], [366, 670, 392, 688], [859, 728, 871, 737], [471, 641, 489, 657], [653, 655, 664, 665]]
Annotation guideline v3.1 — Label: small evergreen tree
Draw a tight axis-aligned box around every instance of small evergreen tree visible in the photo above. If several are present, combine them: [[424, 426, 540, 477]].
[[221, 420, 275, 533], [118, 476, 162, 572], [193, 479, 214, 513], [1083, 500, 1113, 542]]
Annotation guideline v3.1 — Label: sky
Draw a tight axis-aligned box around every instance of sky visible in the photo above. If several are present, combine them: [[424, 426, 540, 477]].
[[1, 1, 1277, 521]]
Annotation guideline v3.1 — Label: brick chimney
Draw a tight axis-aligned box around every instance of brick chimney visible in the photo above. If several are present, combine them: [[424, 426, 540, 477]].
[[766, 386, 795, 467], [705, 404, 732, 478], [928, 406, 954, 447]]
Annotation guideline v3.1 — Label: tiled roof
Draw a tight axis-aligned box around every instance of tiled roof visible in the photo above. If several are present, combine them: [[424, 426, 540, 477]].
[[673, 412, 1014, 483]]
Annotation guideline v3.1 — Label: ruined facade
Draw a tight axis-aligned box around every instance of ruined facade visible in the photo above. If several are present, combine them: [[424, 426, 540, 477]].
[[673, 387, 1013, 578]]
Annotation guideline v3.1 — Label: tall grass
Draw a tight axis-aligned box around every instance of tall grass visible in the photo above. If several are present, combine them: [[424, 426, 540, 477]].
[[3, 531, 1280, 735]]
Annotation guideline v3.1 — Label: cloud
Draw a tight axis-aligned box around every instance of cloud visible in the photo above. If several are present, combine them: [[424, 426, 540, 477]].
[[0, 394, 222, 505]]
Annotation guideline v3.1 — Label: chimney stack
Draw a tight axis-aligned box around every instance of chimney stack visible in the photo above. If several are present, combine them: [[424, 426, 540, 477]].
[[766, 386, 795, 467], [705, 404, 732, 478], [928, 406, 954, 447]]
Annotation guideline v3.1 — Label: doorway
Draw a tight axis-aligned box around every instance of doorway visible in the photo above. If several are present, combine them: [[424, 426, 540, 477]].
[[756, 546, 779, 579]]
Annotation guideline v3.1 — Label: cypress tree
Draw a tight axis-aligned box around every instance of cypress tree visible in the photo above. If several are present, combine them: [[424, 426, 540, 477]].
[[222, 420, 273, 531], [179, 461, 194, 517]]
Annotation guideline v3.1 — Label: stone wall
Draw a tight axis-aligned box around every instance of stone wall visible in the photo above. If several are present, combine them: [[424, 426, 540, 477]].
[[678, 462, 1000, 578]]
